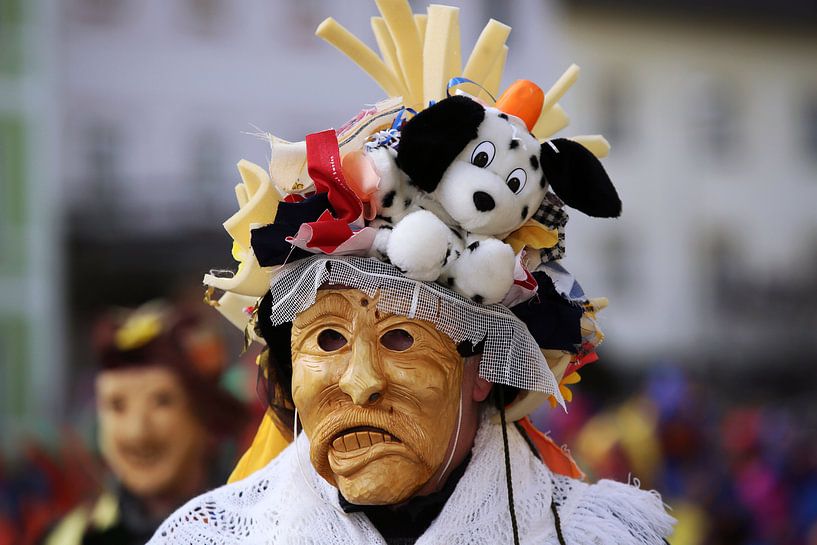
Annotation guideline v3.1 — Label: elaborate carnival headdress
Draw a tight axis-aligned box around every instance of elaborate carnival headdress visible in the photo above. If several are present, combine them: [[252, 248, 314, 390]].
[[202, 0, 620, 481]]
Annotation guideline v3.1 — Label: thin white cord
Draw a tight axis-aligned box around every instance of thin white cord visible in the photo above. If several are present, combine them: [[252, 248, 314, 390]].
[[436, 388, 463, 486], [293, 408, 347, 515]]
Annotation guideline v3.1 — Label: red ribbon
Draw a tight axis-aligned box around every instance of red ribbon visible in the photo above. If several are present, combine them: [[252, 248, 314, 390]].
[[306, 130, 361, 223], [299, 130, 364, 250]]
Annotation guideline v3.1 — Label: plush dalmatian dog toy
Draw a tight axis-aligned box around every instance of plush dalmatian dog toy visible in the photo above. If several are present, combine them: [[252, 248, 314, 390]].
[[368, 94, 621, 304]]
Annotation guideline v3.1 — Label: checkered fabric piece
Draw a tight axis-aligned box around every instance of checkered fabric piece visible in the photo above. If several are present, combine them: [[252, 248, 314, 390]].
[[533, 192, 568, 262]]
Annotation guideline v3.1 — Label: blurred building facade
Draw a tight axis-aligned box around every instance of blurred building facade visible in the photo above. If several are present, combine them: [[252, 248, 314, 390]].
[[0, 0, 64, 453], [56, 0, 562, 404], [555, 0, 817, 369]]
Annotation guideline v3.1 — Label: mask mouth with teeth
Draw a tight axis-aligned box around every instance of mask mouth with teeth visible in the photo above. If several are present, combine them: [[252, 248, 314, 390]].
[[290, 289, 465, 505]]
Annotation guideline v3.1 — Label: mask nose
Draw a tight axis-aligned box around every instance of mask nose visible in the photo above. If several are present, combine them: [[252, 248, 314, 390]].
[[339, 337, 386, 406], [473, 191, 495, 212]]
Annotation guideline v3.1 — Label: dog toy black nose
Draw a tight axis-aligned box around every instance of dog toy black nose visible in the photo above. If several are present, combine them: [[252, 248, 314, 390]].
[[473, 191, 495, 212]]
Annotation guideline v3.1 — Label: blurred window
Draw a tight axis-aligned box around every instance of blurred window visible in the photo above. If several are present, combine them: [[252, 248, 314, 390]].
[[0, 316, 28, 422], [0, 116, 26, 274], [690, 75, 740, 159], [182, 0, 224, 36], [0, 0, 24, 74], [72, 0, 127, 25], [284, 0, 323, 48], [190, 129, 227, 214], [604, 230, 634, 296], [803, 92, 817, 163], [702, 229, 741, 310], [598, 71, 630, 147], [81, 120, 122, 207]]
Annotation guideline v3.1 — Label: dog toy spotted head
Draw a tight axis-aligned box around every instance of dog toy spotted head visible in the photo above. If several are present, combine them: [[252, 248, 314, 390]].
[[399, 96, 546, 236], [396, 94, 622, 235], [370, 85, 621, 305]]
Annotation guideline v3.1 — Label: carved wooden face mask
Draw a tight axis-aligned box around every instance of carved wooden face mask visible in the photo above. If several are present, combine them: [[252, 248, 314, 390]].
[[291, 289, 464, 505], [96, 366, 208, 498]]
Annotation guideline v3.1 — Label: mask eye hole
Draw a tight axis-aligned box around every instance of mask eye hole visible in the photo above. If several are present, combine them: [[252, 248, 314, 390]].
[[380, 329, 414, 351], [470, 141, 496, 168], [506, 168, 527, 194], [317, 329, 347, 352]]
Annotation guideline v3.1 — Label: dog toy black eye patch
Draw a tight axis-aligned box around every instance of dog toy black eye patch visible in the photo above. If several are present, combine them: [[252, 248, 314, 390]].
[[396, 95, 485, 192]]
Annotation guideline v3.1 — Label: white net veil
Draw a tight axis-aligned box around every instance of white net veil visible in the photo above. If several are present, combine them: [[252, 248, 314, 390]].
[[266, 254, 563, 405]]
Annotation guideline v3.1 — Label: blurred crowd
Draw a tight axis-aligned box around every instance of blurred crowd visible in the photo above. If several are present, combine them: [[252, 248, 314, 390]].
[[0, 300, 262, 545], [534, 365, 817, 545]]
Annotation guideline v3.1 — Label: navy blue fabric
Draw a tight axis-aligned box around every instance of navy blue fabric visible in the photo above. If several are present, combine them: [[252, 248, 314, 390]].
[[511, 272, 583, 353], [251, 193, 333, 266]]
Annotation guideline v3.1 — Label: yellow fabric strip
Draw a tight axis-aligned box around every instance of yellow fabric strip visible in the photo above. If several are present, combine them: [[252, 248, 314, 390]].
[[228, 409, 291, 483], [462, 19, 511, 89], [223, 160, 279, 252], [504, 219, 559, 254], [543, 63, 580, 110], [371, 16, 409, 98], [478, 44, 507, 103], [376, 0, 425, 107], [414, 13, 428, 44], [534, 103, 569, 140], [569, 134, 610, 158], [422, 4, 460, 105]]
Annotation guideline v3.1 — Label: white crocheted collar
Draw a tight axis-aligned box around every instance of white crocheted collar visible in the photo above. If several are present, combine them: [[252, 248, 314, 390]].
[[148, 409, 674, 544]]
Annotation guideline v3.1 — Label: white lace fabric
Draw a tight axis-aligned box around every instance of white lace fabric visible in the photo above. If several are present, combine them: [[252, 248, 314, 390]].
[[266, 255, 563, 401], [148, 410, 674, 545]]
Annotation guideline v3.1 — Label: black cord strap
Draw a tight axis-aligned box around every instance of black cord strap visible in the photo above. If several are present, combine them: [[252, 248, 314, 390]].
[[550, 499, 567, 545], [498, 388, 520, 545]]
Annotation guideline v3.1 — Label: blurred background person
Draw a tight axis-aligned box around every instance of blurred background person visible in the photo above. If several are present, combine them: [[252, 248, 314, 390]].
[[39, 301, 248, 545]]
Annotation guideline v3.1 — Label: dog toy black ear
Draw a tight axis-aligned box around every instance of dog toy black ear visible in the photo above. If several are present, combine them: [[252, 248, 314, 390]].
[[396, 95, 486, 193], [541, 138, 622, 218]]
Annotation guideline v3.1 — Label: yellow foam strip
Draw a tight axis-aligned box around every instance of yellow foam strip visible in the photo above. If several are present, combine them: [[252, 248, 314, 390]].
[[533, 103, 569, 139], [414, 13, 427, 44], [445, 7, 462, 86], [315, 17, 403, 97], [376, 0, 424, 106], [371, 16, 409, 98], [423, 4, 460, 105], [479, 44, 507, 104], [462, 19, 511, 89], [224, 160, 280, 251], [203, 253, 271, 297], [569, 135, 610, 158], [234, 184, 249, 208], [543, 63, 580, 110]]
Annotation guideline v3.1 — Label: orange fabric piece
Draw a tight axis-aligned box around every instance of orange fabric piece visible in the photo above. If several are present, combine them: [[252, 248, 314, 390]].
[[495, 80, 545, 131], [518, 416, 584, 479]]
